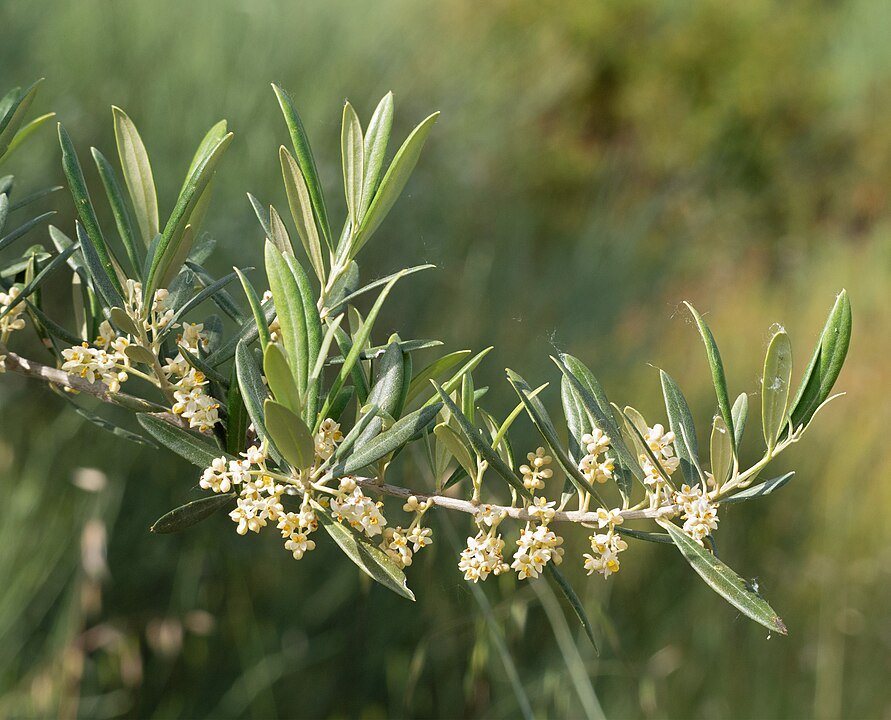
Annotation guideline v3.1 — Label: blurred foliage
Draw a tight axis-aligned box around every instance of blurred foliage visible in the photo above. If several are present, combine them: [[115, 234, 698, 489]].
[[1, 0, 890, 717]]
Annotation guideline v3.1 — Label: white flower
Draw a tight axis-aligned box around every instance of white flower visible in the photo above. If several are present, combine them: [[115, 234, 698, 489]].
[[511, 523, 564, 580], [242, 444, 267, 466], [284, 532, 316, 560], [475, 504, 504, 527], [595, 507, 624, 528], [0, 287, 27, 335], [407, 525, 433, 551], [458, 531, 509, 582], [314, 418, 343, 461], [330, 486, 388, 538], [581, 428, 611, 456], [527, 496, 556, 524], [645, 423, 676, 460]]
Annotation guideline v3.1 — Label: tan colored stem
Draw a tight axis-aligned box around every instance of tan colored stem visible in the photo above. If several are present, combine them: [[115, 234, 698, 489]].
[[1, 348, 186, 427]]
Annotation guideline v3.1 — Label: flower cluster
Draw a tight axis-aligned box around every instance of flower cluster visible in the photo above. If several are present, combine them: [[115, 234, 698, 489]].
[[520, 447, 553, 491], [512, 522, 564, 579], [640, 423, 680, 486], [0, 286, 27, 336], [164, 319, 219, 433], [578, 428, 616, 485], [380, 495, 434, 568], [330, 477, 388, 538], [583, 508, 627, 578], [61, 334, 131, 392], [459, 530, 510, 582], [675, 483, 720, 545]]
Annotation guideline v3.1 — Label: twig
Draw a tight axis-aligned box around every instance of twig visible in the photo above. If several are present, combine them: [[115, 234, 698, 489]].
[[1, 348, 187, 427]]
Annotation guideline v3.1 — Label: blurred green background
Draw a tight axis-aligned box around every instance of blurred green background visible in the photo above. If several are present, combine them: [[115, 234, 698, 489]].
[[2, 0, 890, 717]]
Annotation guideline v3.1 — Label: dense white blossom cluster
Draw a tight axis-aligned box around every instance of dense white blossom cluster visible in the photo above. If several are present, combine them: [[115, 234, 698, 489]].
[[59, 280, 221, 432]]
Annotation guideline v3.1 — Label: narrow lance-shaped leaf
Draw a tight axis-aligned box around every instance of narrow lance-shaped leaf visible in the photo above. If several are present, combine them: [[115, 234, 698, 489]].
[[0, 243, 78, 320], [762, 330, 793, 451], [352, 112, 440, 255], [91, 147, 142, 277], [341, 101, 364, 228], [660, 369, 701, 486], [359, 92, 394, 218], [721, 472, 795, 505], [657, 519, 787, 635], [314, 502, 414, 600], [265, 240, 308, 394], [352, 341, 404, 448], [787, 291, 851, 431], [0, 79, 43, 156], [280, 146, 325, 282], [684, 302, 735, 449], [336, 402, 442, 476], [434, 422, 476, 479], [235, 340, 274, 455], [137, 414, 230, 468], [285, 254, 323, 426], [0, 112, 56, 166], [272, 84, 332, 248], [226, 358, 250, 456], [58, 124, 124, 298], [112, 106, 159, 246], [151, 494, 236, 534], [234, 267, 271, 348], [710, 416, 733, 487], [76, 222, 125, 309], [506, 369, 604, 503], [732, 393, 748, 450]]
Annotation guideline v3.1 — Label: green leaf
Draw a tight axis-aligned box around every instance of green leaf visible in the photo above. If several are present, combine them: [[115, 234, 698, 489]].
[[352, 112, 439, 254], [264, 399, 314, 471], [183, 119, 228, 190], [280, 146, 325, 282], [124, 344, 156, 365], [137, 415, 228, 468], [234, 267, 271, 348], [284, 254, 323, 425], [91, 147, 142, 277], [341, 101, 364, 229], [615, 527, 673, 544], [721, 472, 795, 505], [76, 222, 125, 309], [731, 393, 748, 451], [552, 355, 642, 491], [684, 302, 735, 450], [660, 369, 701, 485], [268, 205, 292, 256], [0, 210, 55, 254], [788, 291, 852, 431], [272, 84, 332, 249], [434, 422, 476, 478], [433, 382, 530, 498], [112, 106, 159, 247], [205, 300, 277, 367], [336, 403, 442, 476], [0, 79, 42, 157], [108, 306, 140, 336], [420, 347, 494, 410], [544, 565, 599, 651], [58, 124, 123, 299], [762, 330, 793, 451], [265, 240, 308, 395], [144, 129, 233, 299], [264, 342, 301, 415], [506, 369, 603, 503], [333, 403, 380, 461], [359, 92, 394, 218], [63, 397, 157, 447], [0, 243, 78, 320], [150, 493, 235, 534], [226, 359, 250, 456], [330, 263, 434, 312], [0, 112, 56, 166], [352, 341, 404, 448], [235, 340, 273, 450], [658, 519, 787, 634], [326, 338, 442, 365], [710, 416, 733, 486], [314, 503, 414, 600], [160, 268, 244, 339]]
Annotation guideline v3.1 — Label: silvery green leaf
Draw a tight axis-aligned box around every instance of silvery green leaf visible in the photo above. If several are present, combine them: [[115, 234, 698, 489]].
[[333, 403, 380, 462], [658, 519, 787, 634], [660, 369, 700, 485], [183, 119, 228, 190], [137, 414, 229, 468], [328, 385, 354, 423], [433, 382, 530, 498], [721, 472, 795, 505], [150, 493, 235, 534], [353, 112, 439, 255], [177, 344, 228, 385], [404, 350, 471, 406], [24, 299, 83, 346], [544, 565, 598, 651], [91, 147, 141, 277], [264, 398, 314, 471], [226, 359, 249, 456], [506, 369, 603, 503], [684, 302, 735, 449], [187, 261, 244, 324], [112, 106, 159, 246], [160, 268, 244, 340], [265, 240, 308, 395], [615, 527, 672, 544], [341, 101, 364, 228], [124, 344, 156, 366], [326, 338, 442, 365], [731, 392, 748, 451], [280, 146, 325, 282], [314, 502, 414, 601], [336, 402, 442, 476], [331, 263, 434, 312], [0, 210, 55, 254], [710, 416, 733, 486], [0, 243, 77, 321], [762, 330, 793, 451], [787, 290, 851, 431], [434, 422, 476, 479], [268, 205, 292, 257], [352, 341, 404, 448], [420, 346, 493, 410], [0, 112, 56, 166], [284, 254, 322, 426], [8, 184, 62, 212], [272, 84, 332, 249], [359, 92, 394, 218], [263, 341, 301, 415], [247, 192, 272, 238], [309, 313, 345, 383], [0, 79, 42, 157], [235, 340, 275, 455], [76, 222, 125, 309], [234, 267, 271, 349]]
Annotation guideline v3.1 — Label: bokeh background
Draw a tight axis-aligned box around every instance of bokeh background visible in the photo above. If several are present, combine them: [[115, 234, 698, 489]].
[[2, 1, 890, 717]]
